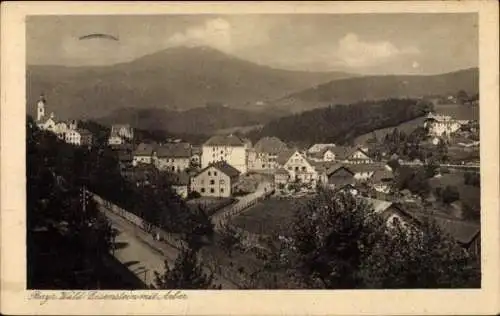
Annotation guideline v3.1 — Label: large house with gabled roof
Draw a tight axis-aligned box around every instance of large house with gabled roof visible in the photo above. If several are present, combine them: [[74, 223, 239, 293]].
[[153, 142, 192, 172], [201, 134, 248, 174], [190, 161, 241, 198], [247, 136, 288, 172]]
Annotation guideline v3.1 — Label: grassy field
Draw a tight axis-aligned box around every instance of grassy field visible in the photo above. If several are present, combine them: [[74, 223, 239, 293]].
[[231, 197, 310, 235], [354, 116, 427, 145]]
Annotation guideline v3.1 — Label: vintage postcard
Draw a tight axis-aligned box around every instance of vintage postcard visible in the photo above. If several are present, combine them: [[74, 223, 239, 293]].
[[1, 1, 499, 315]]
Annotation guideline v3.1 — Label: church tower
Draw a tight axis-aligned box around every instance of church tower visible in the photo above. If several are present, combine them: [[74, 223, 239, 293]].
[[37, 94, 46, 122]]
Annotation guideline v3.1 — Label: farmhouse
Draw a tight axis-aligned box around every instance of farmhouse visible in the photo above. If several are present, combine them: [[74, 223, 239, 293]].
[[424, 112, 469, 137], [191, 161, 241, 198]]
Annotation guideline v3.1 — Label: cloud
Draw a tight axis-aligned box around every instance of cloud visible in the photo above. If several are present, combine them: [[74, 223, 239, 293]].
[[166, 18, 233, 52], [334, 33, 420, 68]]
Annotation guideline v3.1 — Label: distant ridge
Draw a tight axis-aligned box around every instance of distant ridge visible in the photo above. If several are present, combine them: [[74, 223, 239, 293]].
[[275, 67, 479, 112], [26, 46, 352, 120]]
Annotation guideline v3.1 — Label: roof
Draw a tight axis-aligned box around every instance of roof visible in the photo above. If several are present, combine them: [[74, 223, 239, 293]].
[[347, 163, 387, 174], [309, 161, 342, 173], [371, 169, 394, 183], [253, 137, 288, 154], [155, 143, 191, 158], [331, 146, 371, 161], [134, 142, 156, 156], [76, 128, 92, 136], [204, 134, 245, 146], [163, 171, 190, 186], [398, 203, 480, 244], [363, 197, 395, 215], [307, 143, 336, 153], [327, 164, 355, 176], [276, 149, 299, 165], [196, 161, 241, 178], [191, 146, 202, 155]]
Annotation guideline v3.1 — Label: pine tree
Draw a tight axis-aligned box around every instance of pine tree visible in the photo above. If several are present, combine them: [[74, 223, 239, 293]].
[[154, 247, 215, 289]]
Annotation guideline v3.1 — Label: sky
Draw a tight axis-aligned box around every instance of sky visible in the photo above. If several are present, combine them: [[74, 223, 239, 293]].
[[27, 14, 478, 75]]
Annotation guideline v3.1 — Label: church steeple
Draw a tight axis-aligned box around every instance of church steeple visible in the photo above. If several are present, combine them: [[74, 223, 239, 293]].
[[37, 94, 46, 122]]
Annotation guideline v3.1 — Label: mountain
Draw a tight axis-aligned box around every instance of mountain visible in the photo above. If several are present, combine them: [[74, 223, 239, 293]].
[[276, 68, 479, 112], [26, 46, 352, 120], [96, 105, 287, 135]]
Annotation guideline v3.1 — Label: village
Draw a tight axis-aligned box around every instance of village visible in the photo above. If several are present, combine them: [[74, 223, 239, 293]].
[[33, 92, 481, 264]]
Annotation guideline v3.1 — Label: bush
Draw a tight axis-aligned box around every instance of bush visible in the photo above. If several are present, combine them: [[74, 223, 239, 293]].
[[441, 185, 460, 204], [187, 191, 201, 199]]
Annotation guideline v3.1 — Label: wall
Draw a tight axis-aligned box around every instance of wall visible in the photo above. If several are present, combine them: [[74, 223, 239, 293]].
[[191, 166, 232, 198], [154, 157, 190, 172], [90, 192, 187, 250], [202, 145, 247, 174]]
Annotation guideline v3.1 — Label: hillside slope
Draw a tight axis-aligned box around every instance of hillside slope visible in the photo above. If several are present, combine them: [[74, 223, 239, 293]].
[[26, 46, 351, 119], [276, 68, 479, 112]]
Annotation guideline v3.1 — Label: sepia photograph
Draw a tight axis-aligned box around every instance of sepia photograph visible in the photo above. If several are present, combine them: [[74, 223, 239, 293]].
[[25, 12, 482, 290], [1, 1, 499, 315]]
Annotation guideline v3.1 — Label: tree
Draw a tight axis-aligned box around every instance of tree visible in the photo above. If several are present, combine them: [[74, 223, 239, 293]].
[[154, 247, 215, 289], [457, 90, 469, 105], [360, 215, 479, 288], [217, 222, 242, 257], [277, 188, 479, 289]]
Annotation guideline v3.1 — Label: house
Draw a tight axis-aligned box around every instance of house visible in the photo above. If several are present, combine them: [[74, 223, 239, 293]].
[[370, 169, 394, 194], [315, 146, 373, 164], [201, 134, 247, 174], [163, 171, 191, 198], [154, 143, 192, 172], [348, 163, 389, 181], [307, 143, 336, 153], [108, 124, 134, 145], [247, 136, 288, 171], [398, 203, 481, 258], [274, 168, 290, 188], [278, 150, 319, 186], [308, 146, 337, 162], [64, 128, 93, 146], [133, 143, 156, 166], [190, 161, 241, 198], [424, 112, 469, 137], [326, 165, 356, 189]]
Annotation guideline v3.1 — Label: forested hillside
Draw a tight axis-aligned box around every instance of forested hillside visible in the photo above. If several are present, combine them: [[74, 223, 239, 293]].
[[246, 98, 433, 146]]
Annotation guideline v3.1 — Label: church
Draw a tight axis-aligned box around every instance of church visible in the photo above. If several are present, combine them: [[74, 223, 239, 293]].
[[35, 94, 93, 146]]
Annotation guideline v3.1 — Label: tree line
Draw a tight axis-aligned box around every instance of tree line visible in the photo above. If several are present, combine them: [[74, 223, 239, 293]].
[[246, 98, 433, 146]]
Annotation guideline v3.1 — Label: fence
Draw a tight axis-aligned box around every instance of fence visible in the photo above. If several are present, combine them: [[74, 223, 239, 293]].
[[90, 192, 187, 250]]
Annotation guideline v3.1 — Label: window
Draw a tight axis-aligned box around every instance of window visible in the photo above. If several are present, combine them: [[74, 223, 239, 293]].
[[213, 147, 215, 152], [301, 166, 306, 171], [210, 188, 215, 193], [208, 171, 211, 176], [201, 179, 204, 185], [220, 179, 225, 185], [221, 188, 224, 193], [214, 171, 217, 176], [295, 166, 299, 171], [210, 180, 215, 185], [201, 188, 205, 193], [288, 166, 292, 170], [221, 150, 224, 154], [262, 164, 266, 169]]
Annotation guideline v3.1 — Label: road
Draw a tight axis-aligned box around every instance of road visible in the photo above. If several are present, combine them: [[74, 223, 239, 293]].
[[211, 181, 273, 231], [101, 207, 238, 289]]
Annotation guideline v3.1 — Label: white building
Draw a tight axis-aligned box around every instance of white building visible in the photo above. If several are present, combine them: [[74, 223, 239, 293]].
[[35, 94, 78, 141], [133, 143, 156, 166], [201, 134, 248, 174], [108, 124, 134, 145], [247, 136, 288, 171], [65, 129, 93, 146], [424, 113, 469, 137]]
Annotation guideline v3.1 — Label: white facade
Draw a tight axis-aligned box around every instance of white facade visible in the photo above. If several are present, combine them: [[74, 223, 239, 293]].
[[424, 113, 469, 137], [108, 136, 125, 146], [65, 129, 92, 146], [133, 155, 153, 166], [201, 145, 247, 174], [283, 151, 319, 185]]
